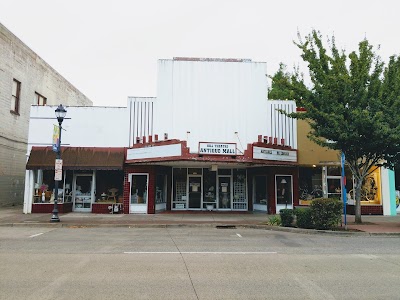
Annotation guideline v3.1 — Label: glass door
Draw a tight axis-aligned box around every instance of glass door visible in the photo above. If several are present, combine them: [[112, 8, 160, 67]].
[[218, 176, 231, 209], [129, 173, 148, 214], [188, 176, 202, 209], [73, 173, 94, 212], [276, 175, 293, 211]]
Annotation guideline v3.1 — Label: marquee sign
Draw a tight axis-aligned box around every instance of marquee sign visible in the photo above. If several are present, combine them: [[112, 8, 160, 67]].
[[127, 143, 182, 160], [199, 142, 237, 155], [253, 146, 297, 162]]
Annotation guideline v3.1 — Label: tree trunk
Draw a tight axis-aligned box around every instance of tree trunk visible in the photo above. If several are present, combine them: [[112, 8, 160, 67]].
[[354, 178, 363, 224]]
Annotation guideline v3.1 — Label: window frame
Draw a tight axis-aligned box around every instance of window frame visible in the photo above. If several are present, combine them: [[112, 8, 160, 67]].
[[35, 92, 47, 106], [11, 79, 21, 115]]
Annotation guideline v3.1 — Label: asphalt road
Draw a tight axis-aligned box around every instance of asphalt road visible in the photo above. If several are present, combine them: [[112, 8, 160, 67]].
[[1, 227, 399, 300]]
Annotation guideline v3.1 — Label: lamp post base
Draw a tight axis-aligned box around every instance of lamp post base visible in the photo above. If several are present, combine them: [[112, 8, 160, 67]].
[[50, 214, 60, 222], [51, 206, 60, 222]]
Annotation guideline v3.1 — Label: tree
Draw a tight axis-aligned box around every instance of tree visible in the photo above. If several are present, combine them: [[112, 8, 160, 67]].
[[270, 30, 400, 223], [268, 63, 299, 100]]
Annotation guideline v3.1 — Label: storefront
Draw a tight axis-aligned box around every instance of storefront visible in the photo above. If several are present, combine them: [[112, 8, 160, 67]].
[[298, 164, 388, 215], [24, 147, 125, 214], [124, 139, 298, 214], [24, 58, 302, 215]]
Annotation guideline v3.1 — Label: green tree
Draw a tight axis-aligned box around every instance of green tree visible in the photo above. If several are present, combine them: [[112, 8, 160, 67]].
[[268, 63, 297, 100], [271, 30, 400, 223]]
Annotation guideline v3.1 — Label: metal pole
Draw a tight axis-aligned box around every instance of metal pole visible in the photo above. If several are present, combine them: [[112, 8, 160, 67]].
[[341, 152, 347, 230], [51, 121, 62, 222]]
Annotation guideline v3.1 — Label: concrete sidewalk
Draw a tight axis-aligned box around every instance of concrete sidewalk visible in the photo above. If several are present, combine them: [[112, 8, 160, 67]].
[[0, 205, 399, 235]]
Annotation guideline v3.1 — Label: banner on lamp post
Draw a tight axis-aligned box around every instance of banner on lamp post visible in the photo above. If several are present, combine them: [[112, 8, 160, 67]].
[[52, 125, 60, 152]]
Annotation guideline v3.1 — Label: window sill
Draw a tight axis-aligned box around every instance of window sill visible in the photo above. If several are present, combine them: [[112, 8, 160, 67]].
[[10, 110, 20, 116]]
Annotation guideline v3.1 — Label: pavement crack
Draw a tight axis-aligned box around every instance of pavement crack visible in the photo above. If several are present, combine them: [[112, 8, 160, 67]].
[[167, 228, 199, 300]]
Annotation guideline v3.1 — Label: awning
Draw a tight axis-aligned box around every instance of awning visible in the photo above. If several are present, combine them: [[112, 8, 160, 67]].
[[26, 147, 125, 170]]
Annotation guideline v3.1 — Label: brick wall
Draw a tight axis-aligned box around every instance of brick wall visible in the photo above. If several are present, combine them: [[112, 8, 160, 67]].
[[92, 203, 123, 214], [123, 166, 156, 214], [31, 202, 73, 213], [346, 205, 383, 215]]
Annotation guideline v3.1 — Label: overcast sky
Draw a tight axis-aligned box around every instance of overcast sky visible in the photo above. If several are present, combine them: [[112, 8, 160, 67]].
[[1, 0, 399, 107]]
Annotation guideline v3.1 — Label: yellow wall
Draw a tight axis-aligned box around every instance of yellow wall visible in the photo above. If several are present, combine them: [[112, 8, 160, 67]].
[[297, 119, 339, 165]]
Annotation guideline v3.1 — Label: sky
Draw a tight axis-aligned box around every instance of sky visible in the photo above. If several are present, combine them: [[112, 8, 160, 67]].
[[1, 0, 399, 107]]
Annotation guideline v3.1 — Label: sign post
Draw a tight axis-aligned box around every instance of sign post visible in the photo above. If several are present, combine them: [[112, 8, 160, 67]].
[[341, 152, 347, 230]]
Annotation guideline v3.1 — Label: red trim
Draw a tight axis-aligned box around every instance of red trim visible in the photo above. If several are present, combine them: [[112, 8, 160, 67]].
[[126, 139, 298, 166]]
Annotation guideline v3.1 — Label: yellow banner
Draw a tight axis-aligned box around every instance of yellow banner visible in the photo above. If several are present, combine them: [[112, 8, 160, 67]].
[[52, 125, 59, 152]]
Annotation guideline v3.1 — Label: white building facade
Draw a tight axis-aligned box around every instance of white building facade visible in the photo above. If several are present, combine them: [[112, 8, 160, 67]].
[[24, 57, 395, 215], [126, 58, 298, 214], [24, 58, 299, 215]]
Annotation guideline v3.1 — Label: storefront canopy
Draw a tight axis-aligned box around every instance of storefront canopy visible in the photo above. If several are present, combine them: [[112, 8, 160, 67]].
[[26, 147, 125, 170]]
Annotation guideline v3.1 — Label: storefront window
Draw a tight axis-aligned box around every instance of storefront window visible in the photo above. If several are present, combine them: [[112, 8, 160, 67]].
[[173, 168, 187, 209], [95, 170, 123, 202], [253, 175, 267, 205], [63, 170, 73, 203], [233, 169, 247, 210], [33, 170, 55, 203], [327, 178, 341, 198], [218, 169, 232, 176], [348, 168, 380, 203], [299, 167, 323, 201], [327, 166, 341, 176], [156, 174, 167, 204], [276, 175, 292, 206], [203, 168, 216, 209], [188, 168, 202, 175]]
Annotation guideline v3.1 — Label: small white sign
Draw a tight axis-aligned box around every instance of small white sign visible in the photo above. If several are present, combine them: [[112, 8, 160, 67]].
[[199, 142, 236, 155], [253, 146, 297, 162], [54, 169, 62, 181], [55, 159, 63, 170]]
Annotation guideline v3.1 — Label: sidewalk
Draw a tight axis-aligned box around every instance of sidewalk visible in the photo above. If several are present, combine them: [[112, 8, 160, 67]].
[[0, 205, 399, 235]]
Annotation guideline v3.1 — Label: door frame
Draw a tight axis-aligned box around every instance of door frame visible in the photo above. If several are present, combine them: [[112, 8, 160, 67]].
[[129, 173, 149, 214], [72, 172, 95, 212], [187, 175, 202, 210], [217, 175, 232, 210], [275, 174, 293, 212]]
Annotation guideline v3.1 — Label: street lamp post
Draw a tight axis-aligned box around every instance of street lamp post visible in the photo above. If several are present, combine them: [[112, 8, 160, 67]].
[[51, 104, 67, 222]]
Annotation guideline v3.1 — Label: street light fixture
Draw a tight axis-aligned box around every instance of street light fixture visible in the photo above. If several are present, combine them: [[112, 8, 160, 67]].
[[51, 104, 67, 222]]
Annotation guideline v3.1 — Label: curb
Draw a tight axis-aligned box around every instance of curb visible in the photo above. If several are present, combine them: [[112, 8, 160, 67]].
[[1, 222, 400, 236]]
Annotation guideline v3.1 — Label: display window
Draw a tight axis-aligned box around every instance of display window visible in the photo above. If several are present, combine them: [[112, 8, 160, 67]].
[[32, 169, 73, 204], [298, 167, 323, 204], [173, 168, 187, 209], [348, 168, 381, 204], [276, 175, 293, 208], [171, 167, 247, 211], [203, 168, 217, 210], [253, 175, 267, 205], [155, 174, 167, 204]]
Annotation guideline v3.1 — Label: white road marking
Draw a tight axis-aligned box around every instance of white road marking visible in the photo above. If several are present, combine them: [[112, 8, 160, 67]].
[[124, 251, 277, 254], [29, 233, 44, 238], [236, 233, 242, 238]]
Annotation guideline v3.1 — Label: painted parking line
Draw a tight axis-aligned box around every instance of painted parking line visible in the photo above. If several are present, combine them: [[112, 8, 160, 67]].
[[124, 251, 277, 254], [29, 233, 44, 238]]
